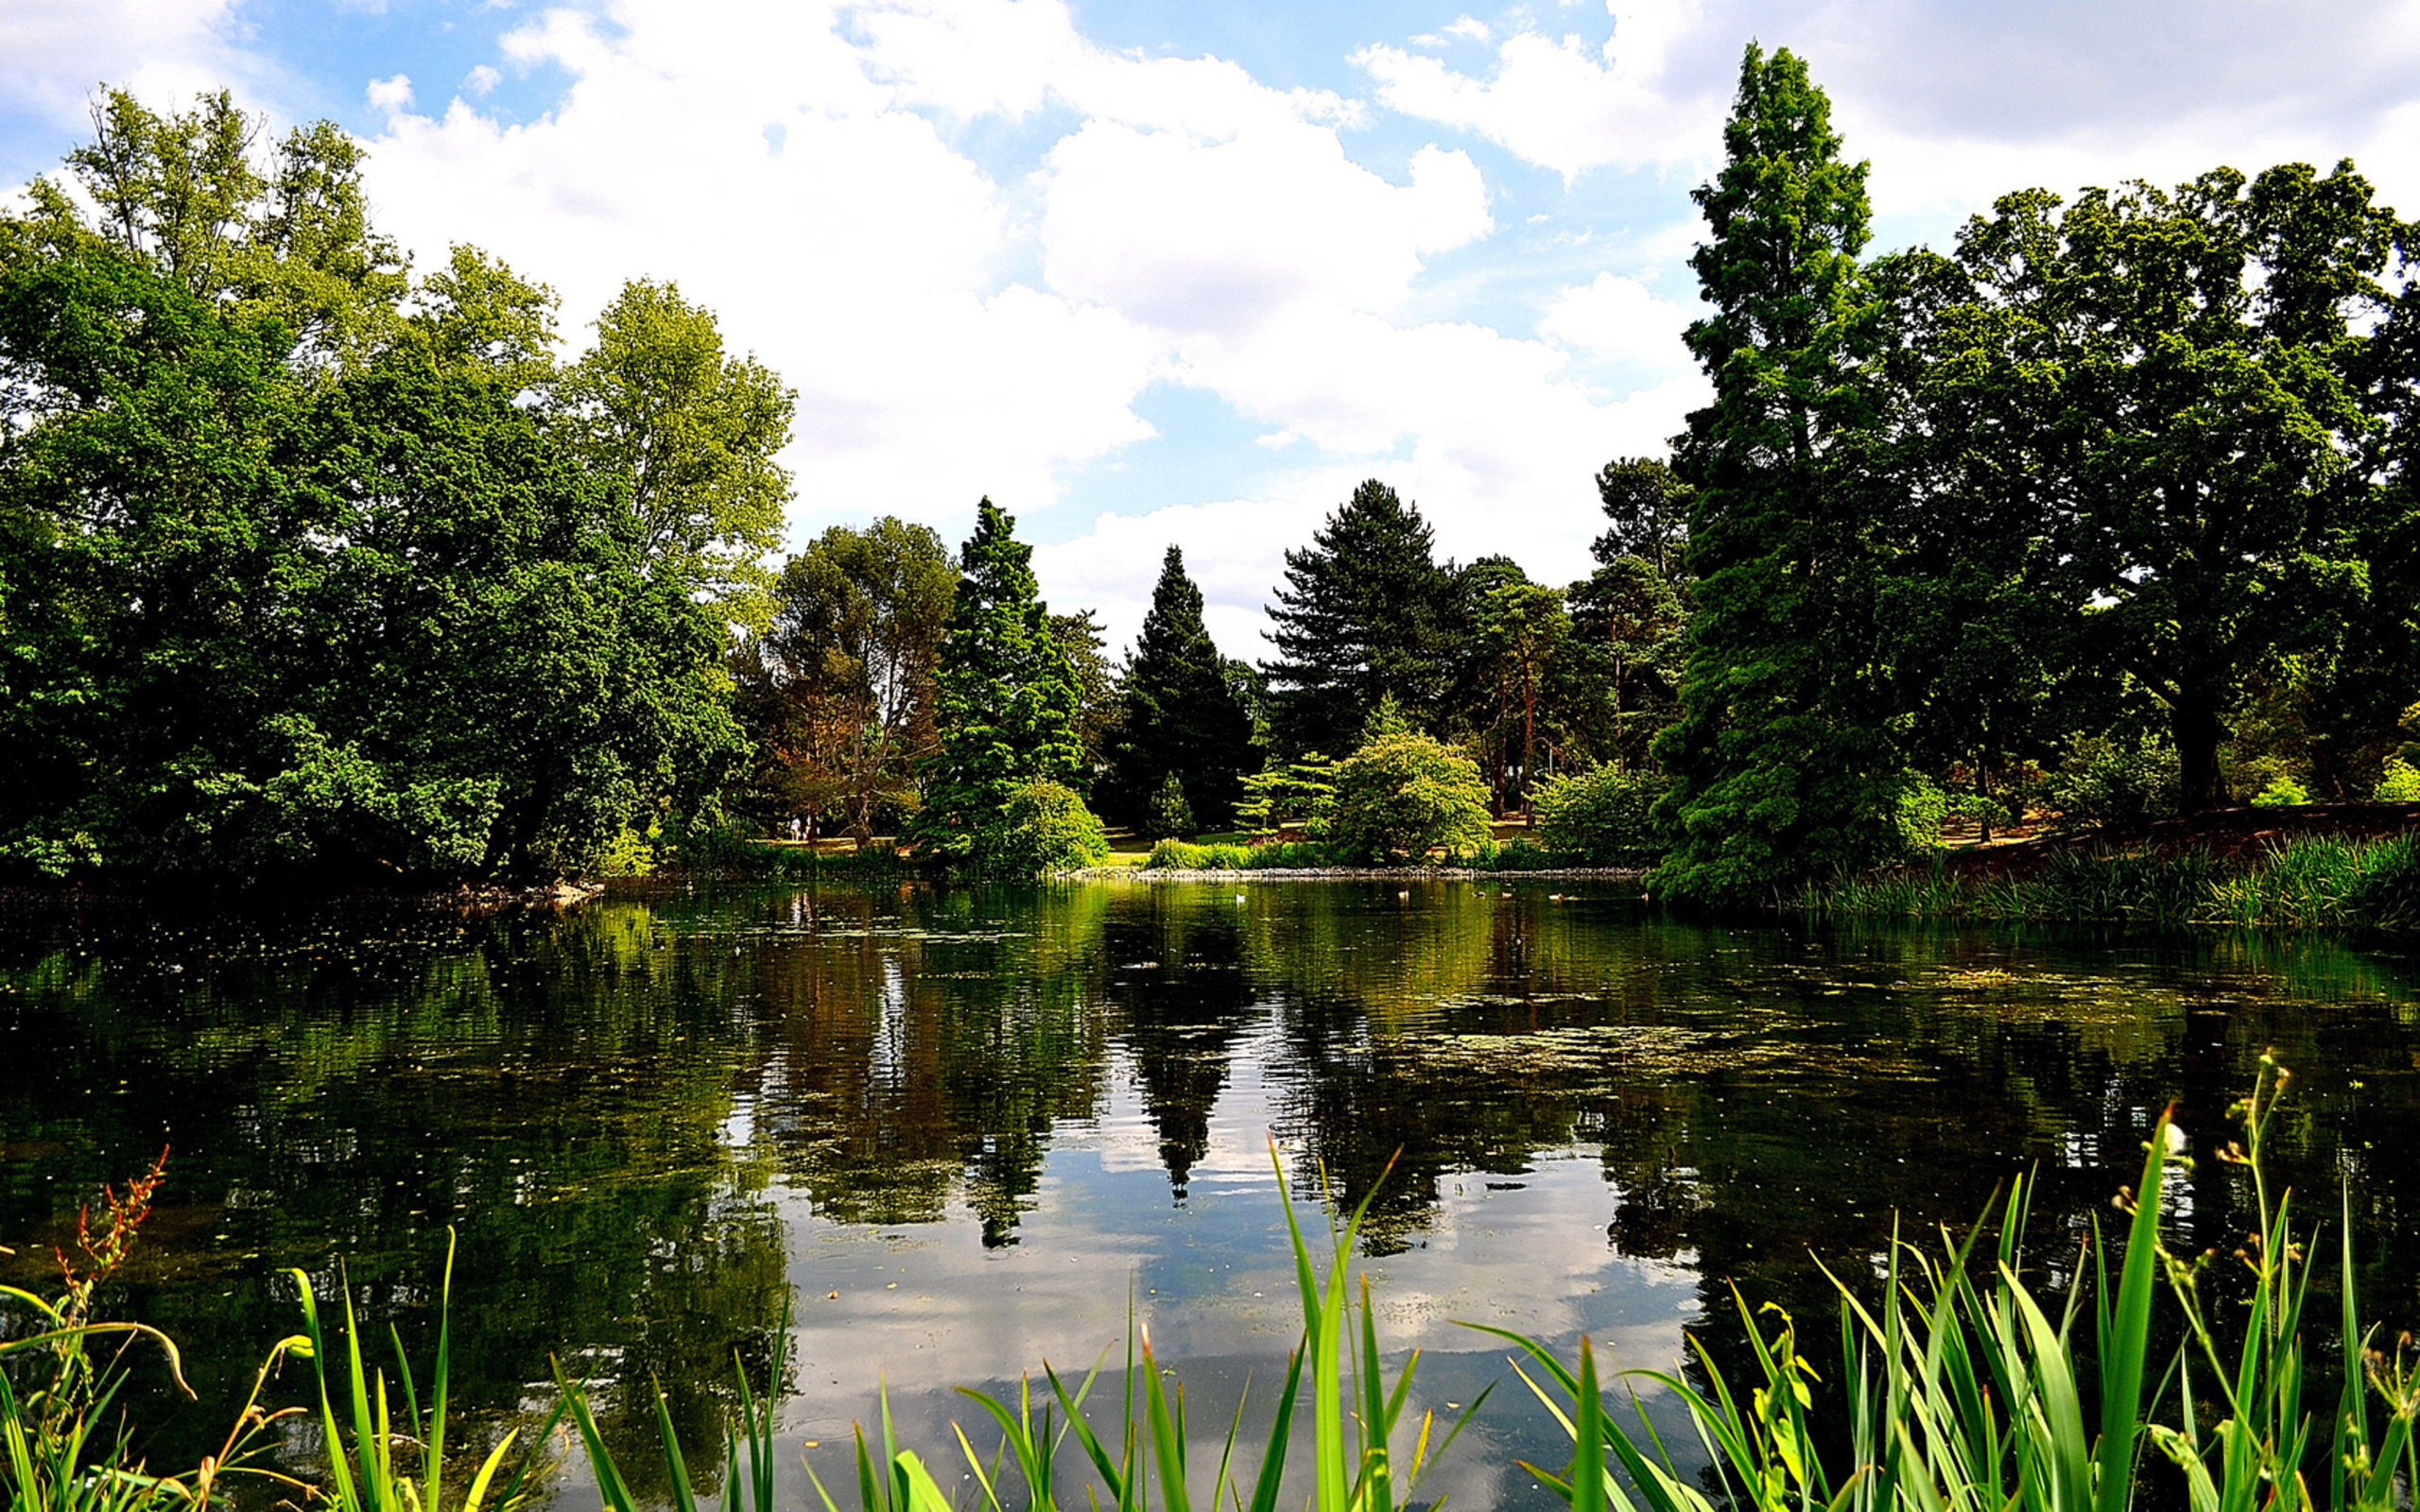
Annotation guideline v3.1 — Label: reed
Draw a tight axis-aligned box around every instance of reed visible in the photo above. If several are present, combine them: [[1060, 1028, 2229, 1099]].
[[1808, 834, 2420, 931], [1495, 1057, 2419, 1512]]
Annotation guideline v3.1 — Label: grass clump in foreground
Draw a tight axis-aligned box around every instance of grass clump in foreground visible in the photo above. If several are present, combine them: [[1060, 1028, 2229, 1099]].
[[1807, 833, 2420, 930], [9, 1064, 2416, 1512], [1496, 1057, 2420, 1512]]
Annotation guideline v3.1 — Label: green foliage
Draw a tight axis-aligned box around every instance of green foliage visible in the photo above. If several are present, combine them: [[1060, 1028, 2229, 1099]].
[[1650, 44, 1905, 909], [21, 89, 410, 364], [2376, 757, 2420, 801], [966, 782, 1108, 876], [1141, 839, 1259, 870], [2043, 734, 2184, 829], [1564, 555, 1686, 772], [1530, 766, 1672, 867], [1327, 733, 1493, 864], [1591, 457, 1690, 582], [1812, 833, 2420, 932], [908, 501, 1084, 864], [1102, 547, 1254, 826], [736, 517, 954, 844], [0, 240, 742, 885], [2252, 774, 2313, 806], [1468, 837, 1556, 871], [1140, 773, 1197, 842], [1263, 481, 1452, 757], [1893, 773, 1949, 850], [1236, 756, 1340, 839], [556, 279, 795, 627], [1469, 578, 1571, 813], [1506, 1062, 2420, 1512], [289, 1235, 556, 1512], [1921, 165, 2402, 809], [1052, 610, 1122, 774], [0, 92, 759, 888]]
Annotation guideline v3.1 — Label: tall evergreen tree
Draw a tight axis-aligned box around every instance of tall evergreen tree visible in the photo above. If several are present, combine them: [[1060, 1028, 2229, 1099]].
[[1650, 43, 1901, 907], [908, 499, 1083, 860], [1261, 479, 1451, 756], [1100, 547, 1255, 827]]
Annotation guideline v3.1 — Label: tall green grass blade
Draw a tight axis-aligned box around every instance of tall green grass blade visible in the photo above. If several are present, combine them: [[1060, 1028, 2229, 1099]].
[[1571, 1337, 1607, 1512], [1242, 1346, 1305, 1512], [2092, 1110, 2169, 1512]]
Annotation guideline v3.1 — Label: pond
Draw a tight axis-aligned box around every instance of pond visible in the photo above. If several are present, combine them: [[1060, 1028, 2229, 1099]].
[[2, 878, 2416, 1509]]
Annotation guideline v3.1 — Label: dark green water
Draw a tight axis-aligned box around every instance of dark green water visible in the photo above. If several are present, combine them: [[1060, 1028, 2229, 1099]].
[[3, 878, 2417, 1509]]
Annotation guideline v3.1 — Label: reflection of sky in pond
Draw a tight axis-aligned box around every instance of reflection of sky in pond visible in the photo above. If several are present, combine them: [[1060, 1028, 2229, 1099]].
[[3, 880, 2419, 1509]]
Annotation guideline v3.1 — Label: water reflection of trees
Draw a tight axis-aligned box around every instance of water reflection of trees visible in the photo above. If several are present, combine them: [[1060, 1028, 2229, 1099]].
[[0, 898, 792, 1492], [8, 885, 2420, 1501]]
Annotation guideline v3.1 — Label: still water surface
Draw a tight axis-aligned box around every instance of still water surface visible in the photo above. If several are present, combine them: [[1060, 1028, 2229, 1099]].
[[3, 879, 2417, 1507]]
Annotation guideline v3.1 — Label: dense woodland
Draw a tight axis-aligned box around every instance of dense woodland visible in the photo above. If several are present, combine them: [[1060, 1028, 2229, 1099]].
[[7, 49, 2420, 903]]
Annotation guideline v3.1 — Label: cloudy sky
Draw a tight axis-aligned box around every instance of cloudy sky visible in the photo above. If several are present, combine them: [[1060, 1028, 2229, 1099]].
[[7, 0, 2420, 657]]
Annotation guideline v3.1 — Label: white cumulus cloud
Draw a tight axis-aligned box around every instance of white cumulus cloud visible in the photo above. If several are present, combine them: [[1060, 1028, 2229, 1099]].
[[1355, 2, 1719, 181]]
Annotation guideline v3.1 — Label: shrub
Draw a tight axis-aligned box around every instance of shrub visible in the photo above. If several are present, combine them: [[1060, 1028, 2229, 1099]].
[[1529, 765, 1671, 866], [1470, 837, 1555, 870], [1141, 773, 1197, 840], [2251, 774, 2310, 807], [1139, 839, 1256, 870], [1246, 839, 1332, 868], [1327, 733, 1494, 863], [2043, 732, 2180, 829], [2376, 758, 2420, 801], [969, 781, 1109, 874], [1893, 773, 1948, 851]]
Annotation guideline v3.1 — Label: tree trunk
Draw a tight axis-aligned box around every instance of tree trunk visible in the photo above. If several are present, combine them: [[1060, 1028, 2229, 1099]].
[[2175, 690, 2231, 813]]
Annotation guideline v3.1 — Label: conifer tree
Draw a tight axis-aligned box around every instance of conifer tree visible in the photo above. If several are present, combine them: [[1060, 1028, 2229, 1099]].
[[1101, 546, 1255, 827], [908, 499, 1083, 860], [1261, 480, 1451, 756], [1650, 43, 1901, 906]]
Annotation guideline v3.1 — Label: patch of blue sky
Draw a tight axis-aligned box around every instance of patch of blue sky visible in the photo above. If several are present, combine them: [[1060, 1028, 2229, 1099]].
[[0, 105, 81, 190], [233, 0, 580, 137]]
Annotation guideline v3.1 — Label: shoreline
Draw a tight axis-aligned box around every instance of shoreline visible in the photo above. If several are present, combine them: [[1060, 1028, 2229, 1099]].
[[1068, 865, 1649, 883]]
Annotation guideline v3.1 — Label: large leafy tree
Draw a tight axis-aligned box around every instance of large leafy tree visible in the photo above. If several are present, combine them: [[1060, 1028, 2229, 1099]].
[[1099, 546, 1255, 827], [1262, 479, 1452, 756], [557, 279, 795, 626], [1651, 43, 1902, 907], [737, 518, 955, 845], [1922, 164, 2404, 808], [0, 242, 742, 883], [19, 90, 410, 362], [908, 499, 1084, 860], [0, 91, 757, 885]]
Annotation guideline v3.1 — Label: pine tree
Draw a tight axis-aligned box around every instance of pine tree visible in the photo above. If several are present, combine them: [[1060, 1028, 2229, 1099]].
[[1649, 43, 1901, 906], [1261, 480, 1450, 756], [908, 499, 1083, 860], [1101, 546, 1255, 827]]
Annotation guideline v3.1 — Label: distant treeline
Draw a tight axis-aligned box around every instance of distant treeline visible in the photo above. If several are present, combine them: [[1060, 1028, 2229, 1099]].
[[9, 52, 2420, 899]]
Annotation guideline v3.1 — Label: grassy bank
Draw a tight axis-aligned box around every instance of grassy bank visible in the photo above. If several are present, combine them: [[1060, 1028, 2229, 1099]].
[[1136, 836, 1574, 871], [7, 1064, 2411, 1512], [1807, 833, 2420, 931]]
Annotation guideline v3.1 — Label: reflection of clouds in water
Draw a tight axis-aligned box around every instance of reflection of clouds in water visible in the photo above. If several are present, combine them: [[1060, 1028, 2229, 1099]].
[[767, 1018, 1699, 1511]]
